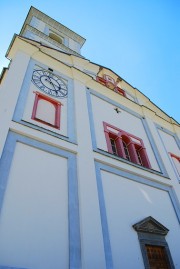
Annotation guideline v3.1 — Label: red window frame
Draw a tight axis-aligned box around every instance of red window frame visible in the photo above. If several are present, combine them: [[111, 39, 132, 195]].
[[103, 122, 151, 169], [114, 86, 126, 96], [31, 91, 62, 129], [169, 153, 180, 176], [96, 76, 126, 97], [170, 153, 180, 162]]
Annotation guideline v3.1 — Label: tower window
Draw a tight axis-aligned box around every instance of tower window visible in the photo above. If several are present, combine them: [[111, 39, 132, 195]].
[[32, 92, 62, 129], [103, 122, 151, 169], [49, 32, 63, 44]]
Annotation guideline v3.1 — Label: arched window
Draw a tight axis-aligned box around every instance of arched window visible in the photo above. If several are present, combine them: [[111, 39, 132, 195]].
[[136, 149, 143, 165], [110, 138, 118, 155], [32, 92, 62, 129], [122, 138, 131, 161], [103, 122, 151, 169], [49, 32, 63, 44]]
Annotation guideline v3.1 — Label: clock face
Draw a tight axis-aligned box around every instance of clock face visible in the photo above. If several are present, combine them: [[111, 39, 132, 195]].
[[32, 69, 68, 98]]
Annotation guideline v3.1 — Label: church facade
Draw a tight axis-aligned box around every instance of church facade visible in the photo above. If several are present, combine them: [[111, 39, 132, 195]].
[[0, 6, 180, 269]]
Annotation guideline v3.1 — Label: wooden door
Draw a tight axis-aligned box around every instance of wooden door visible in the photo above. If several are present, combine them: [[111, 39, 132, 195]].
[[145, 245, 171, 269]]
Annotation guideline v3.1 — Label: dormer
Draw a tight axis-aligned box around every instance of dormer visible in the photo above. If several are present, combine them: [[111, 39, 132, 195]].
[[20, 6, 86, 56], [96, 68, 126, 97]]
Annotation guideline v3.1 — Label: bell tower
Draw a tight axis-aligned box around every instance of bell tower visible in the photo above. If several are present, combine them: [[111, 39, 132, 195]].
[[20, 6, 86, 56]]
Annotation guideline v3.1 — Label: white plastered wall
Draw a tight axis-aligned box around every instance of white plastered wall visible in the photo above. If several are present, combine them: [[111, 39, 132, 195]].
[[158, 129, 180, 185], [73, 80, 106, 269], [0, 51, 30, 157], [159, 130, 180, 156], [0, 142, 68, 269], [101, 170, 180, 269], [68, 39, 81, 54], [30, 17, 46, 33]]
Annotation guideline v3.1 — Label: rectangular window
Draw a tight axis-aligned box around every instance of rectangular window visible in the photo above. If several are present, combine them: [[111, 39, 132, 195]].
[[32, 92, 62, 129], [103, 122, 151, 169]]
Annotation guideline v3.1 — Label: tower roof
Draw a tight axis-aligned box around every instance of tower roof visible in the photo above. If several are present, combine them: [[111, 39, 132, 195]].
[[20, 6, 86, 47]]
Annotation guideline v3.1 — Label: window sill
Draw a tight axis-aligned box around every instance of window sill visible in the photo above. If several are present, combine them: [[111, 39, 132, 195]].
[[13, 119, 77, 145], [95, 148, 169, 178]]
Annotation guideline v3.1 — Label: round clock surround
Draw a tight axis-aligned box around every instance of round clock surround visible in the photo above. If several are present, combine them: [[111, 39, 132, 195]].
[[32, 69, 68, 98]]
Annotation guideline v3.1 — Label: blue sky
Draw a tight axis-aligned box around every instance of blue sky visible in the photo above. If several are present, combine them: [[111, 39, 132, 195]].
[[0, 0, 180, 123]]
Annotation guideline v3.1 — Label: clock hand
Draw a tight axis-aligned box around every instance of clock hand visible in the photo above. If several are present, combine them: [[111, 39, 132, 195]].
[[44, 76, 58, 93], [44, 75, 67, 96], [48, 77, 59, 92], [44, 76, 52, 85]]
